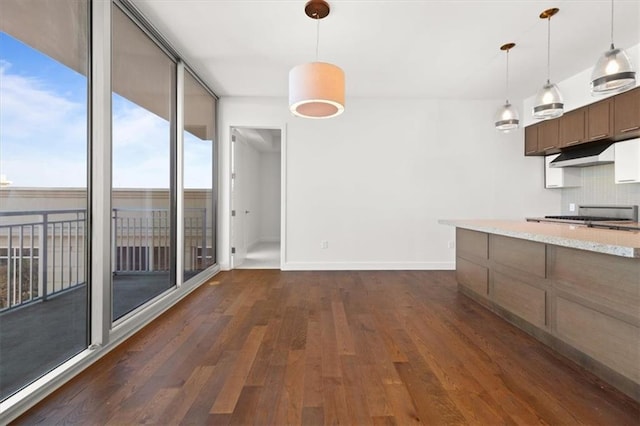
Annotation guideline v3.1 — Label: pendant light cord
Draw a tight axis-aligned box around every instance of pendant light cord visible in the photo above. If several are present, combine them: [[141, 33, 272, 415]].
[[546, 16, 551, 84], [315, 12, 320, 61], [505, 49, 510, 104], [610, 0, 615, 49]]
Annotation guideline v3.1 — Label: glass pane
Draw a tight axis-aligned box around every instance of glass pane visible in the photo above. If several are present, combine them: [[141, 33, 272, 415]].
[[0, 0, 88, 401], [183, 71, 216, 281], [111, 5, 175, 320]]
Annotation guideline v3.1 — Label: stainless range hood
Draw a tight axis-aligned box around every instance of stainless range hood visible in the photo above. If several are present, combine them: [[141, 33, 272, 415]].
[[549, 141, 614, 168]]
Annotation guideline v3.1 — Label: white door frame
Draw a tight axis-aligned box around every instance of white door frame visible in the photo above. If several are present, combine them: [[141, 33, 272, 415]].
[[229, 125, 286, 269]]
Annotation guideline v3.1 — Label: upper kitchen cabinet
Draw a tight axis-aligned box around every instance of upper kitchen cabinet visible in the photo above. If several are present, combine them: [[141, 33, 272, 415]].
[[537, 119, 560, 153], [614, 86, 640, 138], [545, 154, 580, 188], [525, 86, 640, 157], [525, 125, 539, 155], [525, 119, 560, 156], [559, 108, 586, 148], [614, 138, 640, 184], [587, 97, 614, 142]]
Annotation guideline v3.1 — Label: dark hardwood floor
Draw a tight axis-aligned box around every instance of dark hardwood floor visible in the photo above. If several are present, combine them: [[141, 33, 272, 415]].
[[13, 270, 640, 425]]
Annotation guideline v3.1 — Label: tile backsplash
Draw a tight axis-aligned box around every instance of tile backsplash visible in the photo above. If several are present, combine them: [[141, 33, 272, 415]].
[[561, 164, 640, 214]]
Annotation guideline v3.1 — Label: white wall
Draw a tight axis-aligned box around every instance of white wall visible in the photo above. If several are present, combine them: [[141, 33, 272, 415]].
[[523, 43, 640, 126], [259, 152, 281, 242], [218, 97, 559, 271]]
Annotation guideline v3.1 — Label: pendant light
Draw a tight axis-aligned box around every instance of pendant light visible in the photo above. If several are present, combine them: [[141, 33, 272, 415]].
[[590, 0, 636, 95], [289, 0, 345, 119], [533, 8, 563, 120], [494, 43, 519, 132]]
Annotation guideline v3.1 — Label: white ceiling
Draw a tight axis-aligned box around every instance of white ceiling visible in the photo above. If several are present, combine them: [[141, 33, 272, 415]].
[[132, 0, 640, 101]]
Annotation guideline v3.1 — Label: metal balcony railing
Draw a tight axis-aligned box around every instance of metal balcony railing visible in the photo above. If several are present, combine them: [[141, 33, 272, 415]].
[[0, 209, 86, 311], [0, 207, 210, 312]]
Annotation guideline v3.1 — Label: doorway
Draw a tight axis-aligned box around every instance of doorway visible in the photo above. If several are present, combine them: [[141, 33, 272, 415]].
[[231, 127, 282, 269]]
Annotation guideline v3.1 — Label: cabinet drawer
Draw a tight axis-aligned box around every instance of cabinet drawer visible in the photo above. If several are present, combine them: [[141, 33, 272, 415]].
[[457, 257, 488, 296], [556, 297, 640, 383], [457, 229, 488, 260], [490, 235, 546, 278], [493, 271, 546, 328], [547, 245, 640, 321]]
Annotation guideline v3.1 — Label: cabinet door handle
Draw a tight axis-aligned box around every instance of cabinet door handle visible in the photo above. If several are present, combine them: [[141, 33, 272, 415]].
[[617, 179, 636, 182], [547, 184, 560, 187], [589, 134, 607, 139], [566, 140, 581, 145], [620, 126, 640, 133]]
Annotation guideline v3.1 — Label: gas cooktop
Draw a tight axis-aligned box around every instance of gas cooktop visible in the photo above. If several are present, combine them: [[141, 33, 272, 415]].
[[527, 205, 639, 230], [543, 215, 630, 221]]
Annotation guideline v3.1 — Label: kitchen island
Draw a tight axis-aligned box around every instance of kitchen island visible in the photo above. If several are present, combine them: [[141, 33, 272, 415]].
[[440, 219, 640, 401]]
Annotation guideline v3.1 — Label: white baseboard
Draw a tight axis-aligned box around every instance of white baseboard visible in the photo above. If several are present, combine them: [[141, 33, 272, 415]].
[[282, 261, 455, 271]]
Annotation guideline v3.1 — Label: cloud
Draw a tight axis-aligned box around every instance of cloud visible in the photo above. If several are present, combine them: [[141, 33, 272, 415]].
[[0, 62, 86, 144], [1, 61, 213, 190], [0, 62, 87, 187]]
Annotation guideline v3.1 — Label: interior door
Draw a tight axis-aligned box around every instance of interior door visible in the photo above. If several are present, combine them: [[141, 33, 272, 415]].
[[231, 132, 248, 267]]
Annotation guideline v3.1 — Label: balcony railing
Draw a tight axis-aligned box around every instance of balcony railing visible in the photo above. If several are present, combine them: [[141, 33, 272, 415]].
[[0, 207, 209, 311], [0, 209, 85, 311]]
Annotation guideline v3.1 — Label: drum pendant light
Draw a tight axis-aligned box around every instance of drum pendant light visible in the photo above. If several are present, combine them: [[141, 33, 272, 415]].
[[590, 0, 636, 95], [494, 43, 520, 132], [533, 8, 564, 120], [289, 0, 345, 119]]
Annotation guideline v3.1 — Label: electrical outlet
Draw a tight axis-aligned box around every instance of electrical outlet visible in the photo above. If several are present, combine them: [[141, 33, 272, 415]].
[[321, 240, 329, 249], [569, 203, 576, 212]]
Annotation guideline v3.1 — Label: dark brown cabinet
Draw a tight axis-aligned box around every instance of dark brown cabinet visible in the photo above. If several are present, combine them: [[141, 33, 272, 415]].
[[614, 86, 640, 138], [525, 125, 539, 155], [559, 109, 586, 148], [587, 98, 613, 142], [537, 119, 559, 152], [524, 86, 640, 156], [525, 119, 560, 156]]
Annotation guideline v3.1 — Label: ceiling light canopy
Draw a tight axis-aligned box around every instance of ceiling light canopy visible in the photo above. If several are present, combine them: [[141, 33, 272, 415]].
[[533, 8, 564, 120], [591, 0, 636, 95], [289, 0, 345, 119], [495, 42, 519, 132]]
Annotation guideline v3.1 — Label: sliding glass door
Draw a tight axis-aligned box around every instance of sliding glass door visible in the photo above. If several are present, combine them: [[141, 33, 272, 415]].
[[111, 4, 176, 321], [183, 70, 216, 281], [0, 0, 89, 400]]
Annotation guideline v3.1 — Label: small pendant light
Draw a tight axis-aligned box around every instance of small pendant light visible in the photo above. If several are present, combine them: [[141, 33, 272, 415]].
[[590, 0, 636, 95], [533, 8, 563, 120], [494, 43, 520, 132], [289, 0, 345, 119]]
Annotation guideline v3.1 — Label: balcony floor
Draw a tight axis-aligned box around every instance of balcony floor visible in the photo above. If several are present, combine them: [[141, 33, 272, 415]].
[[0, 272, 188, 401]]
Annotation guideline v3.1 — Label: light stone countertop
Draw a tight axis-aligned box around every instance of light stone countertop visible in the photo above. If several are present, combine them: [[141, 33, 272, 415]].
[[439, 219, 640, 259]]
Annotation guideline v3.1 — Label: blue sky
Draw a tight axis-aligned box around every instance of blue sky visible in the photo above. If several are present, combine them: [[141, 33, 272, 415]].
[[0, 32, 212, 189]]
